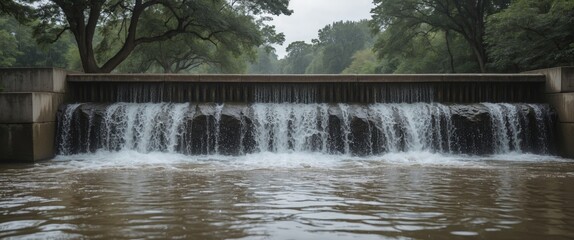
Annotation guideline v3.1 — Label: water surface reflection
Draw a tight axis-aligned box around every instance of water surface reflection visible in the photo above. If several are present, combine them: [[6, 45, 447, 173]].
[[1, 153, 573, 239]]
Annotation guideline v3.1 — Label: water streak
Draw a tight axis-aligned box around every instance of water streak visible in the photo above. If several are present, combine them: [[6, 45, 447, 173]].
[[57, 103, 555, 156], [57, 103, 81, 154]]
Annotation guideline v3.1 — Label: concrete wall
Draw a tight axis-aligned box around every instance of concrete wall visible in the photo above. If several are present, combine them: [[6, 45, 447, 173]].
[[66, 74, 546, 103], [0, 68, 569, 161], [529, 67, 574, 158], [0, 68, 67, 163]]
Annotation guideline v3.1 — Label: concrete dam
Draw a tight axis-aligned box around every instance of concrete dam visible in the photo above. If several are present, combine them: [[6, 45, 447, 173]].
[[1, 68, 573, 162]]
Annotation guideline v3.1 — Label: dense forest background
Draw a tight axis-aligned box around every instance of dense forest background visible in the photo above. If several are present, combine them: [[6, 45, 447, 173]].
[[0, 0, 572, 74]]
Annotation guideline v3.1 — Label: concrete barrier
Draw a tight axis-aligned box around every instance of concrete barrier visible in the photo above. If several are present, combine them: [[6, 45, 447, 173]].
[[1, 68, 571, 161], [0, 68, 67, 163], [66, 74, 546, 103], [528, 67, 574, 158]]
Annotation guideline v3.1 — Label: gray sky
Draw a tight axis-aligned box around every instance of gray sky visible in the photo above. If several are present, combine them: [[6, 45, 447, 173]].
[[270, 0, 375, 59]]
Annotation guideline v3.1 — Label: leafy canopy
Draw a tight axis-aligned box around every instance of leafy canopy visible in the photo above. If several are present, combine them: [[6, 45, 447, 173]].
[[370, 0, 510, 72], [486, 0, 574, 71], [5, 0, 291, 73]]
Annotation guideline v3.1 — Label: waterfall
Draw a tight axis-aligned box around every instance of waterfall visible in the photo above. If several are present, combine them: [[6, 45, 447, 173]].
[[214, 104, 224, 154], [57, 103, 555, 156], [338, 104, 352, 155], [482, 103, 526, 153], [57, 103, 81, 154], [528, 104, 553, 154]]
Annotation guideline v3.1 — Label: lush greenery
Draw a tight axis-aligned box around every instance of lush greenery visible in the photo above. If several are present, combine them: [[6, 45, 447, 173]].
[[1, 0, 572, 73], [1, 0, 291, 73], [0, 16, 78, 69], [247, 20, 374, 74], [486, 0, 574, 72], [249, 0, 572, 74], [369, 0, 572, 73]]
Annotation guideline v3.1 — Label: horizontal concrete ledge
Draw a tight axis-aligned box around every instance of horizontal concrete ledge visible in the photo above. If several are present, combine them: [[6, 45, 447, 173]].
[[557, 123, 574, 158], [0, 122, 56, 163], [0, 92, 65, 123], [67, 73, 546, 83], [526, 67, 574, 93], [0, 68, 68, 93]]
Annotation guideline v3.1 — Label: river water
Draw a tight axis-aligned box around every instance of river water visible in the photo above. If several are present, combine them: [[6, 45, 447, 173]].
[[1, 152, 573, 239]]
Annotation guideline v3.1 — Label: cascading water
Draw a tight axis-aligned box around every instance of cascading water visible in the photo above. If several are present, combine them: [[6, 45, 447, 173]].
[[57, 103, 81, 154], [56, 103, 555, 156]]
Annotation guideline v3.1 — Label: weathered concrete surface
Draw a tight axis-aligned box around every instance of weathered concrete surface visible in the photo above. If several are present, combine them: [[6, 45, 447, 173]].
[[546, 93, 574, 123], [527, 67, 574, 93], [0, 122, 56, 163], [557, 123, 574, 158], [67, 73, 545, 83], [0, 93, 65, 123], [0, 68, 67, 93], [66, 73, 547, 104], [536, 67, 574, 158], [0, 68, 67, 163]]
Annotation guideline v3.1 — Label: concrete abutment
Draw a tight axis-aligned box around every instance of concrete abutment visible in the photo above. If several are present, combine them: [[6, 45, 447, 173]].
[[529, 67, 574, 158], [0, 67, 573, 162], [0, 68, 66, 163]]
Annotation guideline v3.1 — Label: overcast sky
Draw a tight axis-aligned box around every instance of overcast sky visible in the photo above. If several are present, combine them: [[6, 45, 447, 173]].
[[270, 0, 375, 59]]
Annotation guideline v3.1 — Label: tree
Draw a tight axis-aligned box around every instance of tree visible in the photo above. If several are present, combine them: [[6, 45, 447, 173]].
[[7, 0, 291, 73], [117, 15, 284, 73], [248, 47, 281, 74], [372, 23, 479, 73], [0, 16, 77, 68], [0, 18, 20, 66], [486, 0, 574, 72], [0, 1, 32, 22], [118, 33, 249, 73], [371, 0, 510, 72], [342, 49, 380, 74], [281, 41, 313, 74], [308, 20, 373, 74]]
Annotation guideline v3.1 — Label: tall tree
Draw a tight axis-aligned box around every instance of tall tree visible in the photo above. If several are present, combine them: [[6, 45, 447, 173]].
[[6, 0, 291, 73], [248, 47, 281, 74], [342, 49, 380, 74], [0, 1, 32, 21], [486, 0, 574, 72], [372, 23, 479, 73], [118, 15, 285, 73], [281, 41, 313, 74], [307, 20, 373, 74], [0, 16, 77, 68], [371, 0, 510, 72]]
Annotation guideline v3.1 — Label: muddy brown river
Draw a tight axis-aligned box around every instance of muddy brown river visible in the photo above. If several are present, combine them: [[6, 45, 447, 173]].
[[1, 152, 573, 239]]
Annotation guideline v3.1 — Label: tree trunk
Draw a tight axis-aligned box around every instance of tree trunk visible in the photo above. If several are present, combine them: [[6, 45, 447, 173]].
[[65, 1, 144, 73], [445, 30, 456, 73], [471, 43, 487, 73]]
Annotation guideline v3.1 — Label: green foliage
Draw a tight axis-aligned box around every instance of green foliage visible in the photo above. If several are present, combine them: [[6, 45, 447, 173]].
[[4, 0, 571, 74], [0, 16, 78, 68], [342, 49, 380, 74], [281, 41, 313, 74], [0, 27, 20, 66], [278, 20, 375, 74], [0, 1, 33, 22], [306, 20, 372, 74], [248, 47, 281, 74], [486, 0, 574, 72], [118, 32, 255, 73], [371, 0, 510, 72], [8, 0, 291, 73], [373, 25, 479, 73]]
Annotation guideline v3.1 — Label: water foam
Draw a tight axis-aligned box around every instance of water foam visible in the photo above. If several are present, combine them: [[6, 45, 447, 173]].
[[49, 150, 566, 172], [56, 102, 556, 157]]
